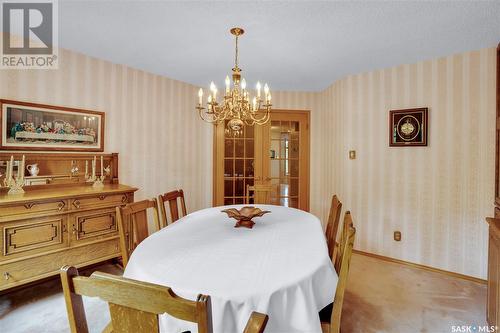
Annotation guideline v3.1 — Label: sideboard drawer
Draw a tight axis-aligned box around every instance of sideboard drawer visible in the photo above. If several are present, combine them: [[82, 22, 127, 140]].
[[1, 215, 68, 259], [0, 238, 120, 290], [0, 200, 67, 221], [70, 193, 128, 211], [70, 208, 118, 243]]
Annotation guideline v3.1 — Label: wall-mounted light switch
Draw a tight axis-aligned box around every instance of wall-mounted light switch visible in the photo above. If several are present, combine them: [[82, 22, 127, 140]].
[[349, 150, 356, 159], [394, 231, 402, 241]]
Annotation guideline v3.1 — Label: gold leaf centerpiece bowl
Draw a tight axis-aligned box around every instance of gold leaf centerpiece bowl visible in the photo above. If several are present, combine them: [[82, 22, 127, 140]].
[[221, 206, 271, 229]]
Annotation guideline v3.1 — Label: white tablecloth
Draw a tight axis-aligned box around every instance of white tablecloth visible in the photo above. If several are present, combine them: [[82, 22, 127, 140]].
[[123, 205, 338, 333]]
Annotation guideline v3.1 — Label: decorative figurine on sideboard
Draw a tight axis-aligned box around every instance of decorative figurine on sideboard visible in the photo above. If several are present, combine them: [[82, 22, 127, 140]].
[[3, 155, 26, 194], [70, 160, 79, 177], [85, 156, 110, 188], [26, 163, 40, 177]]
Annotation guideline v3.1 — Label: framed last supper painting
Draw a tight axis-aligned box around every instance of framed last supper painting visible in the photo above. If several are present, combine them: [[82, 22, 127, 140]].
[[0, 99, 105, 152], [389, 107, 428, 147]]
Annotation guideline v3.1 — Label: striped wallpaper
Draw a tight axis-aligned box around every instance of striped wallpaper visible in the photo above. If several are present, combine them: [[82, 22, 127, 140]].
[[320, 48, 497, 278], [0, 40, 496, 278]]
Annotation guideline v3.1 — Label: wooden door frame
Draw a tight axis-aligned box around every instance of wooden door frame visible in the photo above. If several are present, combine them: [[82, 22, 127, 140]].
[[212, 109, 311, 210]]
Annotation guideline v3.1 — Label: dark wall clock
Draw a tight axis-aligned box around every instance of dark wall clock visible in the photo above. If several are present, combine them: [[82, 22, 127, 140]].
[[389, 108, 428, 147]]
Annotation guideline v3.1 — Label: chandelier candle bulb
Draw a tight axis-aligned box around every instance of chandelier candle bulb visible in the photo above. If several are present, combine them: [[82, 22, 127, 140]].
[[241, 78, 247, 90], [225, 76, 230, 92], [198, 88, 203, 105]]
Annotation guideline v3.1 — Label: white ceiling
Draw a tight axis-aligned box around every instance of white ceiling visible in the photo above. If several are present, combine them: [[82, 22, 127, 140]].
[[59, 0, 500, 92]]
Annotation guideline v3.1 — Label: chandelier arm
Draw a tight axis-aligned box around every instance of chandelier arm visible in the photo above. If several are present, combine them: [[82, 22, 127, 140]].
[[199, 108, 224, 124], [249, 108, 271, 124]]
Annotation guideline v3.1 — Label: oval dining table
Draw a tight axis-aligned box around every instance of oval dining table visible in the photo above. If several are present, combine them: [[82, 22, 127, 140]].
[[123, 204, 338, 333]]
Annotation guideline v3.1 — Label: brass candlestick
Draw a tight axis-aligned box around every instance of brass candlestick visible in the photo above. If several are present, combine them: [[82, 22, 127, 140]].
[[84, 156, 109, 189], [3, 155, 26, 195]]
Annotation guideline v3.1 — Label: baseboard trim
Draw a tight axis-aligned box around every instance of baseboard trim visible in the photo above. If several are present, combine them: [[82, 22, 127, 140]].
[[353, 249, 487, 285]]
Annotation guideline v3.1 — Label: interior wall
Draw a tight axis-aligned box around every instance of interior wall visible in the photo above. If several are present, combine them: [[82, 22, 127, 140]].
[[320, 47, 497, 278], [0, 48, 213, 212], [1, 41, 495, 279]]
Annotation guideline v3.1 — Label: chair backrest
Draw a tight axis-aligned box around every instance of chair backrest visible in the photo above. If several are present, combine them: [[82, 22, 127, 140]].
[[158, 189, 187, 227], [333, 211, 354, 273], [116, 199, 160, 267], [325, 195, 342, 259], [60, 265, 213, 333], [329, 222, 356, 333], [246, 184, 273, 204], [244, 311, 269, 333]]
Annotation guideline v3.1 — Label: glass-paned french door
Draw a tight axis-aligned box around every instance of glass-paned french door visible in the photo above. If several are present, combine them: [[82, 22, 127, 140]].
[[214, 110, 310, 211]]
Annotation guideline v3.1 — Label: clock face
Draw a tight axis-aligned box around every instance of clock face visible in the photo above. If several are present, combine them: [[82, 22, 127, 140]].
[[396, 115, 420, 141]]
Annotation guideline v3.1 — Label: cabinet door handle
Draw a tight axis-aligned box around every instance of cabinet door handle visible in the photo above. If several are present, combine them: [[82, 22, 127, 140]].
[[57, 202, 65, 211], [72, 225, 77, 235], [73, 200, 81, 209], [4, 272, 11, 280]]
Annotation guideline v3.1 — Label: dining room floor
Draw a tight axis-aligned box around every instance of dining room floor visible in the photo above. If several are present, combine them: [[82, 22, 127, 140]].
[[0, 253, 487, 333]]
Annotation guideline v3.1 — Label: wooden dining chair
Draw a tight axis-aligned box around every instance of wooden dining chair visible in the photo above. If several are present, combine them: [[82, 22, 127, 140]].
[[325, 195, 342, 259], [60, 265, 212, 333], [158, 189, 187, 227], [319, 221, 356, 333], [116, 199, 160, 267], [60, 266, 269, 333], [332, 211, 354, 273], [246, 184, 273, 204]]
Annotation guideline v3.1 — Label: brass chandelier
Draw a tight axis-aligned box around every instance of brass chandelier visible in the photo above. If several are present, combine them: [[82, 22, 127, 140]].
[[196, 27, 272, 136]]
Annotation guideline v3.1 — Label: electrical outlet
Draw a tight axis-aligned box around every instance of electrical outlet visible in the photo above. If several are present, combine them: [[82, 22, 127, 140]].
[[394, 231, 401, 241], [349, 150, 356, 159]]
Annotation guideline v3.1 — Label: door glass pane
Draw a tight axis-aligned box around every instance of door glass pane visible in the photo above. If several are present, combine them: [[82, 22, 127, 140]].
[[270, 160, 279, 178], [245, 160, 254, 177], [224, 180, 234, 196], [289, 198, 299, 208], [225, 140, 234, 158], [235, 178, 244, 197], [271, 121, 280, 139], [290, 178, 299, 196], [291, 121, 299, 140], [224, 159, 233, 177], [245, 140, 254, 158], [224, 198, 234, 205], [290, 140, 299, 159], [290, 159, 299, 177], [270, 140, 279, 159], [235, 159, 244, 177], [235, 140, 244, 158]]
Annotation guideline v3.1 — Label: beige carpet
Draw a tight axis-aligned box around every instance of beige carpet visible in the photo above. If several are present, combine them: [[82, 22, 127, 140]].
[[0, 254, 487, 333]]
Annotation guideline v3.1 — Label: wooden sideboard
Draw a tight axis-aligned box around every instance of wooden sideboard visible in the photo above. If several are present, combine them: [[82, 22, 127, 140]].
[[489, 43, 500, 328], [0, 184, 137, 291], [487, 218, 499, 328]]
